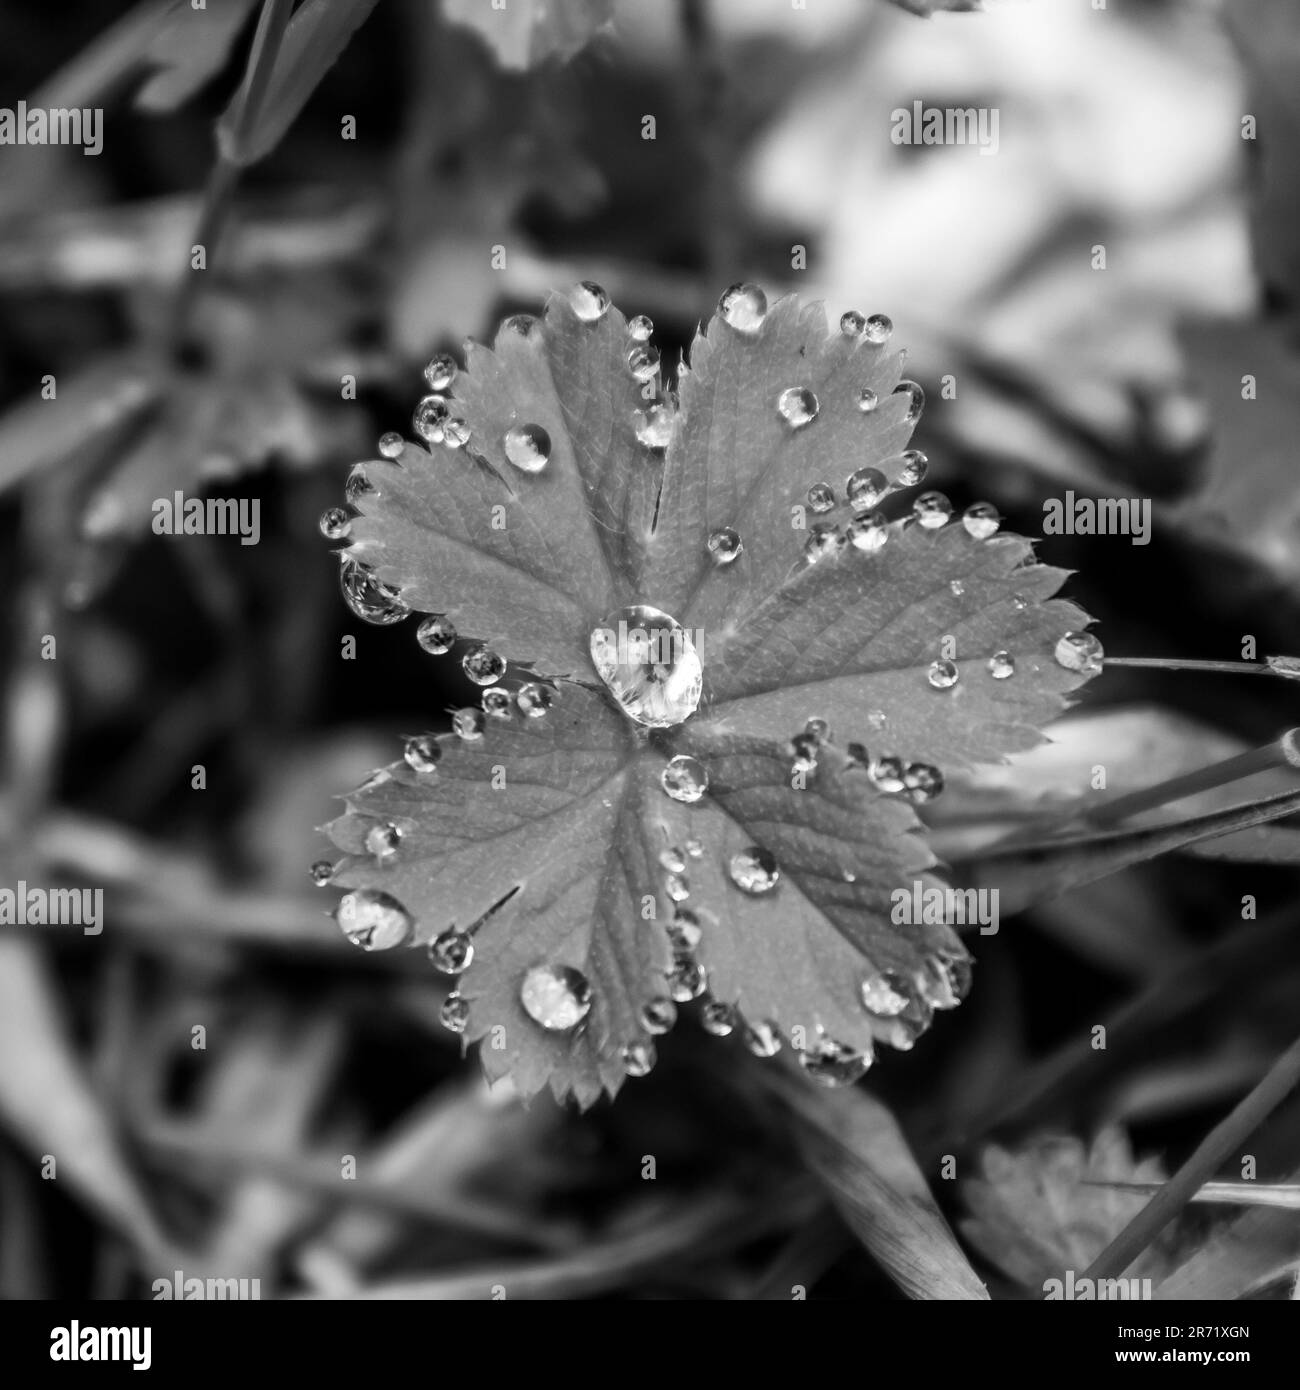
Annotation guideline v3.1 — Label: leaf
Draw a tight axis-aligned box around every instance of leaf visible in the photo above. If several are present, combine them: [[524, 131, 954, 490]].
[[326, 287, 1095, 1104], [1093, 1180, 1300, 1211], [216, 0, 380, 168], [886, 0, 983, 14], [441, 0, 613, 70]]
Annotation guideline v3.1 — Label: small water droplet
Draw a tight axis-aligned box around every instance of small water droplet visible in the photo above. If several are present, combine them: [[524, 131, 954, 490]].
[[700, 1001, 735, 1036], [667, 908, 703, 952], [503, 423, 551, 473], [927, 658, 959, 690], [627, 314, 654, 342], [570, 281, 610, 322], [428, 930, 473, 975], [845, 742, 870, 769], [789, 731, 820, 774], [502, 314, 537, 338], [987, 651, 1015, 680], [520, 963, 592, 1030], [894, 450, 928, 488], [640, 996, 677, 1034], [404, 734, 441, 772], [799, 1036, 872, 1087], [846, 467, 888, 511], [840, 310, 866, 337], [728, 846, 780, 895], [864, 314, 893, 345], [1054, 631, 1104, 675], [627, 344, 660, 382], [634, 404, 673, 451], [462, 645, 506, 686], [440, 992, 469, 1033], [893, 380, 925, 422], [743, 1019, 783, 1058], [1012, 593, 1028, 612], [442, 416, 471, 449], [847, 513, 889, 553], [856, 388, 879, 413], [664, 873, 691, 903], [377, 432, 404, 459], [777, 386, 819, 428], [309, 859, 335, 887], [668, 957, 707, 1002], [336, 889, 412, 951], [364, 822, 402, 860], [622, 1041, 656, 1077], [591, 604, 702, 727], [962, 501, 1001, 539], [708, 527, 743, 565], [340, 557, 409, 625], [904, 763, 944, 802], [860, 971, 913, 1017], [320, 507, 351, 540], [717, 283, 767, 333], [659, 846, 687, 873], [345, 463, 376, 504], [412, 394, 450, 444], [661, 755, 708, 803], [913, 491, 953, 529], [416, 615, 456, 654], [867, 709, 887, 731], [807, 482, 836, 514], [483, 687, 514, 719], [423, 352, 457, 391], [804, 523, 845, 564], [869, 756, 906, 793], [685, 839, 704, 859], [516, 682, 554, 717], [453, 708, 485, 740]]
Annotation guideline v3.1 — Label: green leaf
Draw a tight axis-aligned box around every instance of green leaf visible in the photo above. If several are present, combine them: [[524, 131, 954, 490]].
[[442, 0, 613, 70], [325, 287, 1095, 1104]]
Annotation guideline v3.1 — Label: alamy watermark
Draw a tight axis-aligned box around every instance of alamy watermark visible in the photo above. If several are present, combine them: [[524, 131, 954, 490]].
[[891, 101, 999, 156], [891, 882, 999, 935], [1, 103, 103, 156], [152, 1270, 261, 1300], [152, 491, 260, 545], [1043, 491, 1151, 546], [0, 882, 102, 935], [1043, 1271, 1152, 1300]]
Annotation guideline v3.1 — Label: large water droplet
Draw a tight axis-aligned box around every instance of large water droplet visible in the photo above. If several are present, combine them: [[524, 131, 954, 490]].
[[728, 846, 780, 895], [440, 992, 469, 1033], [640, 996, 677, 1034], [377, 432, 404, 459], [913, 491, 953, 529], [520, 964, 592, 1030], [987, 651, 1015, 680], [622, 1041, 656, 1077], [428, 930, 473, 975], [927, 659, 959, 690], [856, 388, 879, 413], [404, 733, 441, 773], [319, 507, 351, 540], [628, 314, 654, 342], [1055, 631, 1104, 675], [668, 957, 707, 1002], [423, 352, 457, 391], [570, 281, 610, 322], [634, 404, 673, 452], [700, 1001, 735, 1036], [869, 756, 906, 793], [807, 482, 836, 514], [483, 688, 514, 719], [364, 822, 402, 860], [462, 644, 506, 686], [336, 889, 412, 951], [895, 450, 928, 487], [503, 423, 551, 473], [860, 971, 913, 1017], [627, 344, 660, 382], [661, 755, 708, 803], [412, 394, 450, 444], [345, 463, 376, 504], [847, 513, 889, 553], [840, 310, 866, 337], [452, 708, 485, 740], [777, 386, 819, 428], [591, 605, 702, 728], [743, 1019, 783, 1058], [865, 314, 893, 344], [717, 283, 767, 333], [894, 380, 925, 422], [707, 527, 743, 565], [799, 1036, 872, 1087], [962, 502, 1001, 539], [847, 467, 888, 511], [516, 682, 554, 717], [416, 615, 456, 654], [340, 557, 409, 625], [904, 763, 944, 802]]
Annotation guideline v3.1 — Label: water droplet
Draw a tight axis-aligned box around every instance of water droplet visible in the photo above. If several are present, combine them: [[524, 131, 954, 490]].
[[728, 846, 780, 895], [863, 315, 892, 345], [777, 386, 819, 428], [428, 930, 473, 975], [516, 682, 554, 717], [867, 710, 887, 731], [336, 889, 412, 951], [627, 344, 660, 382], [340, 557, 409, 625], [717, 283, 767, 333], [377, 432, 404, 459], [364, 822, 402, 860], [440, 992, 469, 1033], [895, 450, 928, 487], [700, 1001, 735, 1036], [856, 388, 879, 413], [661, 754, 708, 803], [937, 950, 973, 1002], [846, 467, 888, 511], [664, 873, 691, 903], [453, 708, 485, 740], [845, 741, 870, 769], [319, 507, 351, 540], [345, 463, 376, 504], [904, 763, 944, 802], [804, 718, 829, 741], [462, 644, 506, 686], [1267, 654, 1300, 679], [799, 1036, 872, 1087], [412, 394, 450, 444], [634, 404, 673, 451], [860, 971, 913, 1017], [962, 501, 1001, 539], [1012, 593, 1028, 612], [416, 615, 456, 654], [520, 963, 592, 1030], [442, 416, 471, 449], [807, 482, 836, 514], [743, 1020, 783, 1058], [708, 527, 743, 565], [1055, 631, 1104, 675], [913, 491, 953, 529], [622, 1041, 656, 1077], [628, 314, 654, 342], [309, 859, 335, 887], [503, 423, 551, 473], [917, 954, 968, 1011], [987, 651, 1015, 680], [591, 605, 702, 728], [423, 352, 457, 391], [659, 847, 687, 874], [869, 756, 906, 793], [847, 513, 889, 553], [404, 734, 441, 772], [502, 314, 537, 338], [893, 380, 925, 422], [803, 523, 845, 564], [840, 310, 866, 337], [668, 957, 707, 1002], [949, 579, 965, 597], [685, 839, 704, 858], [641, 996, 677, 1034], [927, 659, 959, 690], [483, 688, 514, 719], [570, 281, 610, 322], [667, 908, 703, 952]]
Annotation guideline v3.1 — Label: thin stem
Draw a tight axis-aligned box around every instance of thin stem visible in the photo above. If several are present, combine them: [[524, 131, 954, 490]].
[[1105, 657, 1270, 677]]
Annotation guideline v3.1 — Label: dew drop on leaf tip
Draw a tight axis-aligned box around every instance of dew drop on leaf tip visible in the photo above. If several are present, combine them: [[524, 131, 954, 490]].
[[847, 466, 887, 511], [364, 822, 402, 860], [416, 614, 456, 654], [668, 957, 707, 1002], [309, 859, 335, 887], [717, 282, 767, 333], [462, 644, 506, 686], [404, 733, 441, 772], [840, 310, 866, 337], [423, 352, 458, 392], [627, 344, 660, 382], [893, 380, 925, 422], [412, 394, 449, 444], [516, 682, 554, 717], [863, 313, 893, 345], [428, 929, 473, 975], [440, 992, 469, 1033], [570, 281, 610, 323], [339, 556, 409, 625], [913, 491, 953, 529], [743, 1020, 783, 1058], [336, 889, 412, 951], [622, 1041, 656, 1077], [799, 1036, 872, 1087], [1054, 631, 1104, 675], [962, 501, 1001, 539], [345, 462, 376, 503], [319, 507, 351, 541], [641, 997, 677, 1035], [627, 314, 654, 342], [377, 432, 404, 459], [483, 687, 514, 719], [860, 971, 912, 1018], [701, 1001, 734, 1036], [452, 708, 486, 740], [847, 513, 889, 553]]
